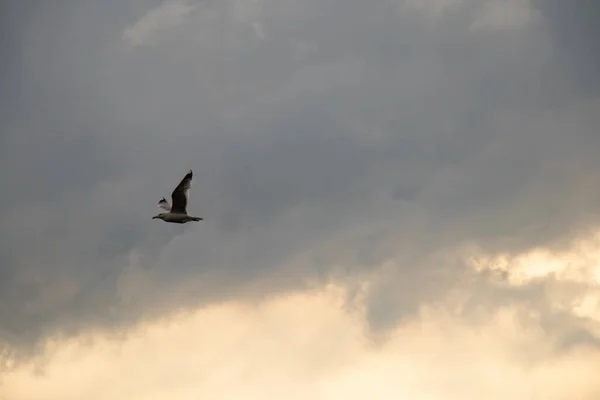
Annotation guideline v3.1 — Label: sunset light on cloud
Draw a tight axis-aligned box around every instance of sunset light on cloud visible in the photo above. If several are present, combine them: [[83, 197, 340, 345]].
[[4, 280, 600, 400]]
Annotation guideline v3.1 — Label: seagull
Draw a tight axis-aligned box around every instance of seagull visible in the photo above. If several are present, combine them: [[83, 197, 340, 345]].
[[152, 170, 203, 224]]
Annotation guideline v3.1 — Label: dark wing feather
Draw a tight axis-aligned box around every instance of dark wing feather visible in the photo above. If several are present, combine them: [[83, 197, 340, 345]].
[[170, 170, 193, 214], [157, 197, 171, 211]]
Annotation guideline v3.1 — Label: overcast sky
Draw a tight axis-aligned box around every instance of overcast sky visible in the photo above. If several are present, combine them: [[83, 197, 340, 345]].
[[2, 0, 600, 398]]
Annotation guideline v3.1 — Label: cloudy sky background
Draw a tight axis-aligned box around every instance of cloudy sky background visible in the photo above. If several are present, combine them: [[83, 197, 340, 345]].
[[1, 0, 600, 398]]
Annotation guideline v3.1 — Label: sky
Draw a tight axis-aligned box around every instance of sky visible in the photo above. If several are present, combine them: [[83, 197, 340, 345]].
[[1, 0, 600, 398]]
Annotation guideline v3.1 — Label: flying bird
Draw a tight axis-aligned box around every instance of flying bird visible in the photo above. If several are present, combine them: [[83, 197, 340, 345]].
[[153, 170, 203, 223]]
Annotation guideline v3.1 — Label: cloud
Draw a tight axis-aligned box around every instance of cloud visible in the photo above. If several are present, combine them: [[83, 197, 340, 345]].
[[122, 0, 195, 49], [402, 0, 464, 22], [1, 0, 600, 373], [3, 285, 600, 400], [471, 0, 538, 31], [532, 0, 600, 97]]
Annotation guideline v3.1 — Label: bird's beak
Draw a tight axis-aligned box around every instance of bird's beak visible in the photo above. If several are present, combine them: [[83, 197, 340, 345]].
[[152, 215, 158, 219]]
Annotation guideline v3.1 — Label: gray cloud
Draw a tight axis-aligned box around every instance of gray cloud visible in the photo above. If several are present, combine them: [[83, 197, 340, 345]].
[[2, 0, 600, 363], [534, 0, 600, 97]]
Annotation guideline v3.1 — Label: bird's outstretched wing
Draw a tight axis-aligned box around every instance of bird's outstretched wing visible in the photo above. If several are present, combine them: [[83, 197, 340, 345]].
[[157, 197, 171, 211], [170, 170, 193, 214]]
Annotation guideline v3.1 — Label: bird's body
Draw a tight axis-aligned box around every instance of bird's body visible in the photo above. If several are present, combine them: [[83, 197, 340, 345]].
[[153, 170, 203, 224], [153, 212, 202, 224]]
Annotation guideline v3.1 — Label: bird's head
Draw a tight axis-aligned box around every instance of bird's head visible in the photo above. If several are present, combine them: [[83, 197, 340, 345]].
[[152, 213, 166, 220]]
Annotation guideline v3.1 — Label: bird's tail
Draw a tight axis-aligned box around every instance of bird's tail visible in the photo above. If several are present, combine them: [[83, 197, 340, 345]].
[[191, 216, 203, 221]]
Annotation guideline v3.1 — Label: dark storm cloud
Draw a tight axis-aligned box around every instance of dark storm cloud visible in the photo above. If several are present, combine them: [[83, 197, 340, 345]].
[[2, 0, 600, 361], [534, 0, 600, 97]]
